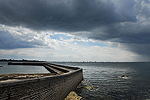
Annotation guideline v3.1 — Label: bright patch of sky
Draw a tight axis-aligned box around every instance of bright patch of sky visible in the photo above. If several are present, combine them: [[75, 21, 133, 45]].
[[48, 32, 108, 47]]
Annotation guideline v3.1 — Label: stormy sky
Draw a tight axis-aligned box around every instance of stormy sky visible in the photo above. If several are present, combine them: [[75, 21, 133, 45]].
[[0, 0, 150, 62]]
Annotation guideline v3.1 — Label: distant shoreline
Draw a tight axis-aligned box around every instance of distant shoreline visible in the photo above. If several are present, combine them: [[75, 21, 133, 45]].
[[0, 59, 149, 63], [0, 59, 45, 62]]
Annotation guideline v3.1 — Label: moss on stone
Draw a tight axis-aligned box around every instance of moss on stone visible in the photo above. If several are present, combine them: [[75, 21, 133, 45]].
[[64, 91, 82, 100]]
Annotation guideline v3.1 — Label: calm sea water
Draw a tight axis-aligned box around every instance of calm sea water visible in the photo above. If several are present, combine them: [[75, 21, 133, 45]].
[[0, 61, 49, 74], [53, 62, 150, 100]]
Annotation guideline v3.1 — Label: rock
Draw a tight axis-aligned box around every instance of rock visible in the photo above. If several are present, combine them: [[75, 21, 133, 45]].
[[83, 86, 94, 90], [118, 75, 130, 79], [121, 75, 129, 77], [78, 85, 98, 90], [64, 91, 82, 100]]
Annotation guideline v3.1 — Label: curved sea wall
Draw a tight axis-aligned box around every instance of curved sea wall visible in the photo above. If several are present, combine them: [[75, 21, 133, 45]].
[[0, 63, 83, 100]]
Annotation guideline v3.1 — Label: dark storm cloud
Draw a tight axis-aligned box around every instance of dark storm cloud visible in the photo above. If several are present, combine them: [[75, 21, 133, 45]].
[[88, 22, 150, 44], [1, 0, 150, 59], [0, 31, 43, 49], [0, 0, 136, 31], [85, 21, 150, 56]]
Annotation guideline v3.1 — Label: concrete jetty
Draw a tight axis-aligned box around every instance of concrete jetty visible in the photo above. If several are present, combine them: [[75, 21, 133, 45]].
[[0, 62, 83, 100]]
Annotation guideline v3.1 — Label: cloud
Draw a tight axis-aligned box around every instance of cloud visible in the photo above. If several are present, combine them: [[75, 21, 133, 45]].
[[0, 31, 35, 49], [0, 0, 136, 31], [71, 0, 150, 57], [0, 25, 48, 49], [0, 42, 139, 62], [0, 0, 150, 61]]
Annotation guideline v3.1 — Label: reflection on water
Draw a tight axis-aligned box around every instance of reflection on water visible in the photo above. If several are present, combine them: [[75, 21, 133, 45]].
[[0, 62, 49, 74]]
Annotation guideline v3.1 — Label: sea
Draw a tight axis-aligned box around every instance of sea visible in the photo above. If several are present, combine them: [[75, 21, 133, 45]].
[[0, 61, 150, 100], [0, 61, 49, 74], [53, 62, 150, 100]]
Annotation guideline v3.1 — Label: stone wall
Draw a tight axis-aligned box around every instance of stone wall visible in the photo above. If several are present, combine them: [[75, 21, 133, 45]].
[[0, 69, 83, 100]]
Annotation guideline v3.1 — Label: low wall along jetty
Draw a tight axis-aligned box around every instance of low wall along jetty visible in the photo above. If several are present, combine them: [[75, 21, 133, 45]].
[[0, 62, 83, 100]]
